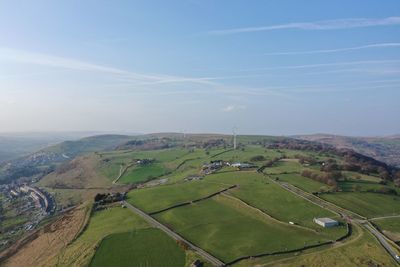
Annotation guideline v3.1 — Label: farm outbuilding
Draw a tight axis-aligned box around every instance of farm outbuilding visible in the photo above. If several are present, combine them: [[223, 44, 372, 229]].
[[313, 217, 338, 228]]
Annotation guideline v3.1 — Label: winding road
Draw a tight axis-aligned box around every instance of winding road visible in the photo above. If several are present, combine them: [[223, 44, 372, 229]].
[[363, 223, 400, 264], [267, 175, 400, 265]]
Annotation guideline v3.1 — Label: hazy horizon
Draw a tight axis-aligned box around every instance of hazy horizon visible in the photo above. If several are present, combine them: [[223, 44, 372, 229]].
[[0, 130, 399, 139], [1, 1, 399, 136]]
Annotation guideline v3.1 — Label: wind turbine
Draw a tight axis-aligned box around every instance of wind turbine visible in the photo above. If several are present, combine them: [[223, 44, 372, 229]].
[[232, 127, 238, 150]]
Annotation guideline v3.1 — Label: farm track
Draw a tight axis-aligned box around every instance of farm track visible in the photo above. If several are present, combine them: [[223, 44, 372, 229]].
[[123, 201, 225, 267], [113, 162, 136, 184], [370, 215, 400, 221]]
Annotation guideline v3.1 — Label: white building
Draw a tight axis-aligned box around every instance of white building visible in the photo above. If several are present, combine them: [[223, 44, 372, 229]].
[[313, 217, 338, 228]]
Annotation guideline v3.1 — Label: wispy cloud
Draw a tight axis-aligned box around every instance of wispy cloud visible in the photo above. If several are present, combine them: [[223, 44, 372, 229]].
[[208, 16, 400, 35], [232, 60, 400, 73], [0, 47, 218, 86], [264, 43, 400, 56], [222, 105, 246, 112]]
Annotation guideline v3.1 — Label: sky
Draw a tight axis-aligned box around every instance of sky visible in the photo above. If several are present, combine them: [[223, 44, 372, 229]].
[[0, 0, 399, 136]]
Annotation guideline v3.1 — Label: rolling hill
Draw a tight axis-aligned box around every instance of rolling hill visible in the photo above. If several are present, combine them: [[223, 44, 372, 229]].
[[294, 134, 400, 168]]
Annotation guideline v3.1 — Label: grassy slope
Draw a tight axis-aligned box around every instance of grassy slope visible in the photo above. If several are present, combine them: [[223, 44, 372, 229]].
[[237, 224, 397, 267], [59, 207, 150, 266], [374, 218, 400, 233], [206, 171, 342, 232], [90, 229, 185, 267], [119, 163, 168, 184], [373, 217, 400, 242], [264, 160, 304, 175], [320, 192, 400, 218], [155, 195, 343, 263], [272, 173, 330, 193], [127, 180, 227, 213], [97, 148, 191, 183]]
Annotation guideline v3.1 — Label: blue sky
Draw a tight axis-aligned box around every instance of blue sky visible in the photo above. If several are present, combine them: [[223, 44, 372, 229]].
[[0, 0, 399, 136]]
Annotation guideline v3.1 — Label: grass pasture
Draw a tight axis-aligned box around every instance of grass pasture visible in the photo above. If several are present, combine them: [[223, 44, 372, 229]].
[[59, 207, 150, 266], [119, 162, 169, 184], [127, 180, 228, 213], [238, 224, 398, 267], [338, 180, 386, 192], [155, 195, 345, 263], [373, 217, 400, 242], [263, 160, 304, 175], [342, 171, 382, 183], [90, 229, 185, 267], [206, 171, 342, 232], [320, 192, 400, 218], [209, 146, 281, 163], [272, 173, 331, 193], [97, 148, 192, 182]]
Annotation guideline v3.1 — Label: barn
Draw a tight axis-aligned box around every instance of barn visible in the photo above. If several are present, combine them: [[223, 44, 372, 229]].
[[313, 217, 338, 228]]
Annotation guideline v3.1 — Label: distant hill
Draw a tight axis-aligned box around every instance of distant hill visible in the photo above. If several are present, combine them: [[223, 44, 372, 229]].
[[294, 134, 400, 167], [0, 132, 105, 163], [0, 134, 137, 184]]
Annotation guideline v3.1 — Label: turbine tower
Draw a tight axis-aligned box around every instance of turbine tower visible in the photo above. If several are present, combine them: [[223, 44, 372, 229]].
[[233, 127, 237, 150]]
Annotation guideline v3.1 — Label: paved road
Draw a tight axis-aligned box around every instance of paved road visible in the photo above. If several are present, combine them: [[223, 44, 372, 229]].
[[123, 201, 225, 267], [267, 175, 400, 264], [364, 224, 400, 264], [370, 215, 400, 221]]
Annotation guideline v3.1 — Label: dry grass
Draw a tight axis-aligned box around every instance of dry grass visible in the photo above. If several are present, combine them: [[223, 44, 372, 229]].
[[3, 204, 89, 267], [38, 154, 111, 189]]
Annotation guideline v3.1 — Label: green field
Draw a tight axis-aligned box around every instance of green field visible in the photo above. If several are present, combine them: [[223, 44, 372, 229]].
[[342, 171, 382, 183], [155, 195, 346, 263], [338, 180, 386, 192], [320, 192, 400, 218], [60, 207, 150, 266], [210, 146, 281, 162], [90, 229, 186, 267], [127, 180, 227, 213], [238, 224, 398, 267], [97, 148, 192, 182], [119, 163, 169, 184], [205, 171, 342, 231], [373, 217, 400, 242], [272, 173, 331, 193], [263, 160, 304, 175]]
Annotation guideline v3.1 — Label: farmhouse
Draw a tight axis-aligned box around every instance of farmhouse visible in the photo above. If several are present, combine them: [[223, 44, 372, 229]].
[[313, 217, 338, 228]]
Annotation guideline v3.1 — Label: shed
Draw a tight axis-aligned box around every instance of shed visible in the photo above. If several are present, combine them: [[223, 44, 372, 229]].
[[313, 217, 338, 228]]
